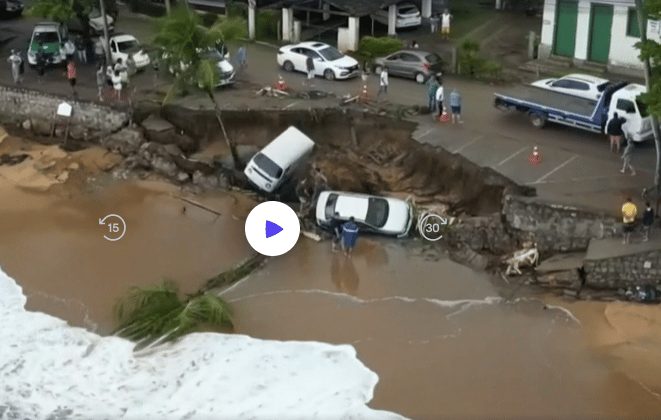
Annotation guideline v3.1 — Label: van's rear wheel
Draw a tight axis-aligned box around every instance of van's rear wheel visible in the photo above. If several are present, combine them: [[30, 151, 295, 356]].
[[282, 60, 294, 72], [529, 112, 547, 128]]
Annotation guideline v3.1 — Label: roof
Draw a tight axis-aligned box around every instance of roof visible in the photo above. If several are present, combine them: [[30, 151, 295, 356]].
[[563, 73, 609, 85], [273, 0, 402, 17], [111, 34, 138, 43]]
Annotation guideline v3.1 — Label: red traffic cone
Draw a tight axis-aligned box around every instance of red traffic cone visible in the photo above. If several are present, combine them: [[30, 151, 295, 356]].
[[528, 146, 541, 165], [274, 75, 287, 91], [359, 83, 369, 102], [439, 109, 450, 123]]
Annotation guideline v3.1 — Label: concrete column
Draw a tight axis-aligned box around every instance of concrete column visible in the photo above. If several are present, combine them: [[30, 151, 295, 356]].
[[495, 0, 502, 9], [538, 0, 556, 59], [347, 16, 360, 51], [421, 0, 432, 18], [323, 3, 330, 21], [248, 0, 256, 40], [282, 8, 293, 42], [388, 4, 397, 36], [573, 0, 590, 61], [293, 20, 302, 43]]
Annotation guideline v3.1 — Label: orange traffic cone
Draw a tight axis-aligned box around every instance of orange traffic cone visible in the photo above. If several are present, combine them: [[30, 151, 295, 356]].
[[359, 83, 369, 102], [439, 108, 450, 123], [528, 146, 541, 165]]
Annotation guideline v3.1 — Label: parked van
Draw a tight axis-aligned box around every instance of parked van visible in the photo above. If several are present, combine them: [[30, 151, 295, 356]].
[[244, 126, 315, 193]]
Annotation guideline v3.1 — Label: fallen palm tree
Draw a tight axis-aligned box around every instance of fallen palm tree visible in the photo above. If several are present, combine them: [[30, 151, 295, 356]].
[[114, 255, 266, 346]]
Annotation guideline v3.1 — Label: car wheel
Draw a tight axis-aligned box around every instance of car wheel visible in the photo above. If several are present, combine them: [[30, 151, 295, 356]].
[[324, 69, 335, 81], [374, 65, 383, 75], [415, 72, 426, 84], [282, 60, 294, 72], [529, 112, 547, 129]]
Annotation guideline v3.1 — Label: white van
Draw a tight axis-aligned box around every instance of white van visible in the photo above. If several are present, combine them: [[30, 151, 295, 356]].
[[607, 84, 652, 143], [244, 126, 315, 193]]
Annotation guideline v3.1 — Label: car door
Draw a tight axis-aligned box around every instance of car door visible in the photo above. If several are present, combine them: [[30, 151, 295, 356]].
[[293, 47, 311, 72], [308, 50, 325, 76], [398, 52, 422, 79], [384, 53, 403, 75], [614, 98, 641, 137]]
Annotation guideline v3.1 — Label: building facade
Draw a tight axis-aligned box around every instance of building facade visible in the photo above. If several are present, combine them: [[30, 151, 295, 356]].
[[538, 0, 660, 75]]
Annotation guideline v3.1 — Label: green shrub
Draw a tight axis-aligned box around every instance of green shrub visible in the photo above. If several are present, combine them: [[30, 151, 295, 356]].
[[357, 36, 404, 60], [201, 12, 219, 28], [256, 9, 279, 40], [226, 0, 247, 18], [479, 60, 502, 80]]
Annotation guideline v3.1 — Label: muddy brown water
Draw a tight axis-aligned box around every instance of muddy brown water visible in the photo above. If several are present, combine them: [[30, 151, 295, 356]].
[[1, 180, 661, 418]]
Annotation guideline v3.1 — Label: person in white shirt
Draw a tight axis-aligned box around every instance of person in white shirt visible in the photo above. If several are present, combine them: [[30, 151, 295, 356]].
[[7, 49, 22, 84], [111, 69, 123, 101], [377, 67, 389, 98], [435, 84, 444, 117], [441, 9, 452, 40]]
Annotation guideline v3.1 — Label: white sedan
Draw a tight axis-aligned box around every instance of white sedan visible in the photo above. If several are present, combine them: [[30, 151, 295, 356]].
[[371, 2, 422, 29], [315, 191, 414, 237], [531, 73, 610, 101], [106, 34, 151, 70], [277, 41, 360, 80]]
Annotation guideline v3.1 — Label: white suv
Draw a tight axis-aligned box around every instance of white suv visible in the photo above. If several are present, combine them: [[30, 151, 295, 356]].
[[277, 41, 360, 80]]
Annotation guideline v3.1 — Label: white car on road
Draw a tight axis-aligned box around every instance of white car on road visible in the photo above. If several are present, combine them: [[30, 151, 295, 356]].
[[371, 2, 422, 29], [531, 73, 610, 101], [105, 34, 151, 70], [277, 41, 360, 80], [315, 191, 414, 237]]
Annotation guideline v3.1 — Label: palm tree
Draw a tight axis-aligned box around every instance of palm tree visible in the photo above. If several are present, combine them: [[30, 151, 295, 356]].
[[114, 281, 234, 344], [154, 7, 247, 168], [114, 255, 265, 344]]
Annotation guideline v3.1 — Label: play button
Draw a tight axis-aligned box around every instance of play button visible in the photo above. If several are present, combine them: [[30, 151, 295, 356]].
[[245, 201, 300, 256], [265, 220, 283, 238]]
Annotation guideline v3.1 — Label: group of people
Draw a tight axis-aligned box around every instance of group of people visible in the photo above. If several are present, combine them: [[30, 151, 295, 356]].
[[621, 197, 655, 244], [426, 75, 462, 123], [430, 9, 453, 40], [606, 112, 636, 175]]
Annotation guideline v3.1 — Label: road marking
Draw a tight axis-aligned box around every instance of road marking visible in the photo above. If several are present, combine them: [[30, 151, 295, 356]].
[[497, 146, 528, 166], [282, 101, 299, 109], [453, 135, 483, 153], [530, 174, 626, 185], [531, 155, 578, 184], [416, 128, 433, 139]]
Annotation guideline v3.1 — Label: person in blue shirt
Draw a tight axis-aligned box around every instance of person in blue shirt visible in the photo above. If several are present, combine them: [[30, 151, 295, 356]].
[[341, 217, 359, 257], [449, 88, 462, 124]]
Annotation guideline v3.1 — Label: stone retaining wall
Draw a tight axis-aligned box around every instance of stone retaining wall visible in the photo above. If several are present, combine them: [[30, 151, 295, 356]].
[[584, 250, 661, 289], [0, 85, 128, 132], [502, 195, 620, 253]]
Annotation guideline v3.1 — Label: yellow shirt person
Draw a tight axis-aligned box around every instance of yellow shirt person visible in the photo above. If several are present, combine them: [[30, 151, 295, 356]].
[[621, 198, 638, 244]]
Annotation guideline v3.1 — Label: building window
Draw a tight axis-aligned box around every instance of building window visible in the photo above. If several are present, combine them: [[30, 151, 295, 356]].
[[627, 8, 642, 38]]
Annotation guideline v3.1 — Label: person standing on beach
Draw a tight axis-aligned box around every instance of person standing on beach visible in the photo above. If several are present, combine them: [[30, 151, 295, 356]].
[[329, 212, 343, 252], [449, 88, 462, 124], [7, 49, 22, 85], [620, 140, 636, 176], [642, 202, 655, 242], [606, 112, 626, 154], [341, 217, 359, 257], [377, 66, 389, 98], [622, 197, 637, 245]]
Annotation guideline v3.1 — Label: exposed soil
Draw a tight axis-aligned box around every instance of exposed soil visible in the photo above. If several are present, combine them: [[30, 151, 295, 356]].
[[156, 106, 533, 215]]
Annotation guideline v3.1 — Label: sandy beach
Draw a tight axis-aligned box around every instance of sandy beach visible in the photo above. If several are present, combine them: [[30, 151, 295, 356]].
[[1, 131, 661, 418]]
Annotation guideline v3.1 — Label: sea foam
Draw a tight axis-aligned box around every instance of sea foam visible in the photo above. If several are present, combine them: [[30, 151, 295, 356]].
[[0, 269, 403, 419]]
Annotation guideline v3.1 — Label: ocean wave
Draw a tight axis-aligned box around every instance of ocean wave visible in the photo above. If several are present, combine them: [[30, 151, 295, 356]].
[[0, 269, 404, 420]]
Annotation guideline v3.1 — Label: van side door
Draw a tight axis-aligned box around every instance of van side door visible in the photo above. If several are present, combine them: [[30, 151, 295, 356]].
[[615, 98, 641, 138]]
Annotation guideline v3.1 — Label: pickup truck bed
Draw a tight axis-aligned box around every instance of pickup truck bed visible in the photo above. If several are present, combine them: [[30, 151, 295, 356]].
[[495, 85, 598, 118]]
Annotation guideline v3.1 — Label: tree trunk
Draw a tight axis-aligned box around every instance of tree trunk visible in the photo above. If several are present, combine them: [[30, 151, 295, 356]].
[[635, 0, 661, 201], [165, 0, 171, 15], [207, 91, 240, 169]]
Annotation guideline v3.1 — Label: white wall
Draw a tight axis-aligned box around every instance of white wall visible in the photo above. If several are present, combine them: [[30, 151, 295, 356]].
[[574, 0, 591, 60], [607, 4, 642, 69]]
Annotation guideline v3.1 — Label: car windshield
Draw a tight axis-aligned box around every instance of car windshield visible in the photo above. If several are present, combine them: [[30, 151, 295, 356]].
[[636, 98, 649, 117], [325, 194, 339, 220], [400, 6, 418, 14], [365, 198, 389, 228], [253, 153, 283, 179], [200, 49, 223, 61], [318, 47, 343, 61], [34, 31, 59, 44], [425, 54, 441, 64], [117, 40, 139, 52]]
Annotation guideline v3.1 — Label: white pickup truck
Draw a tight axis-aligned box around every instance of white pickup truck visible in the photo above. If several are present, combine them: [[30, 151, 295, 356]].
[[101, 34, 151, 70]]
